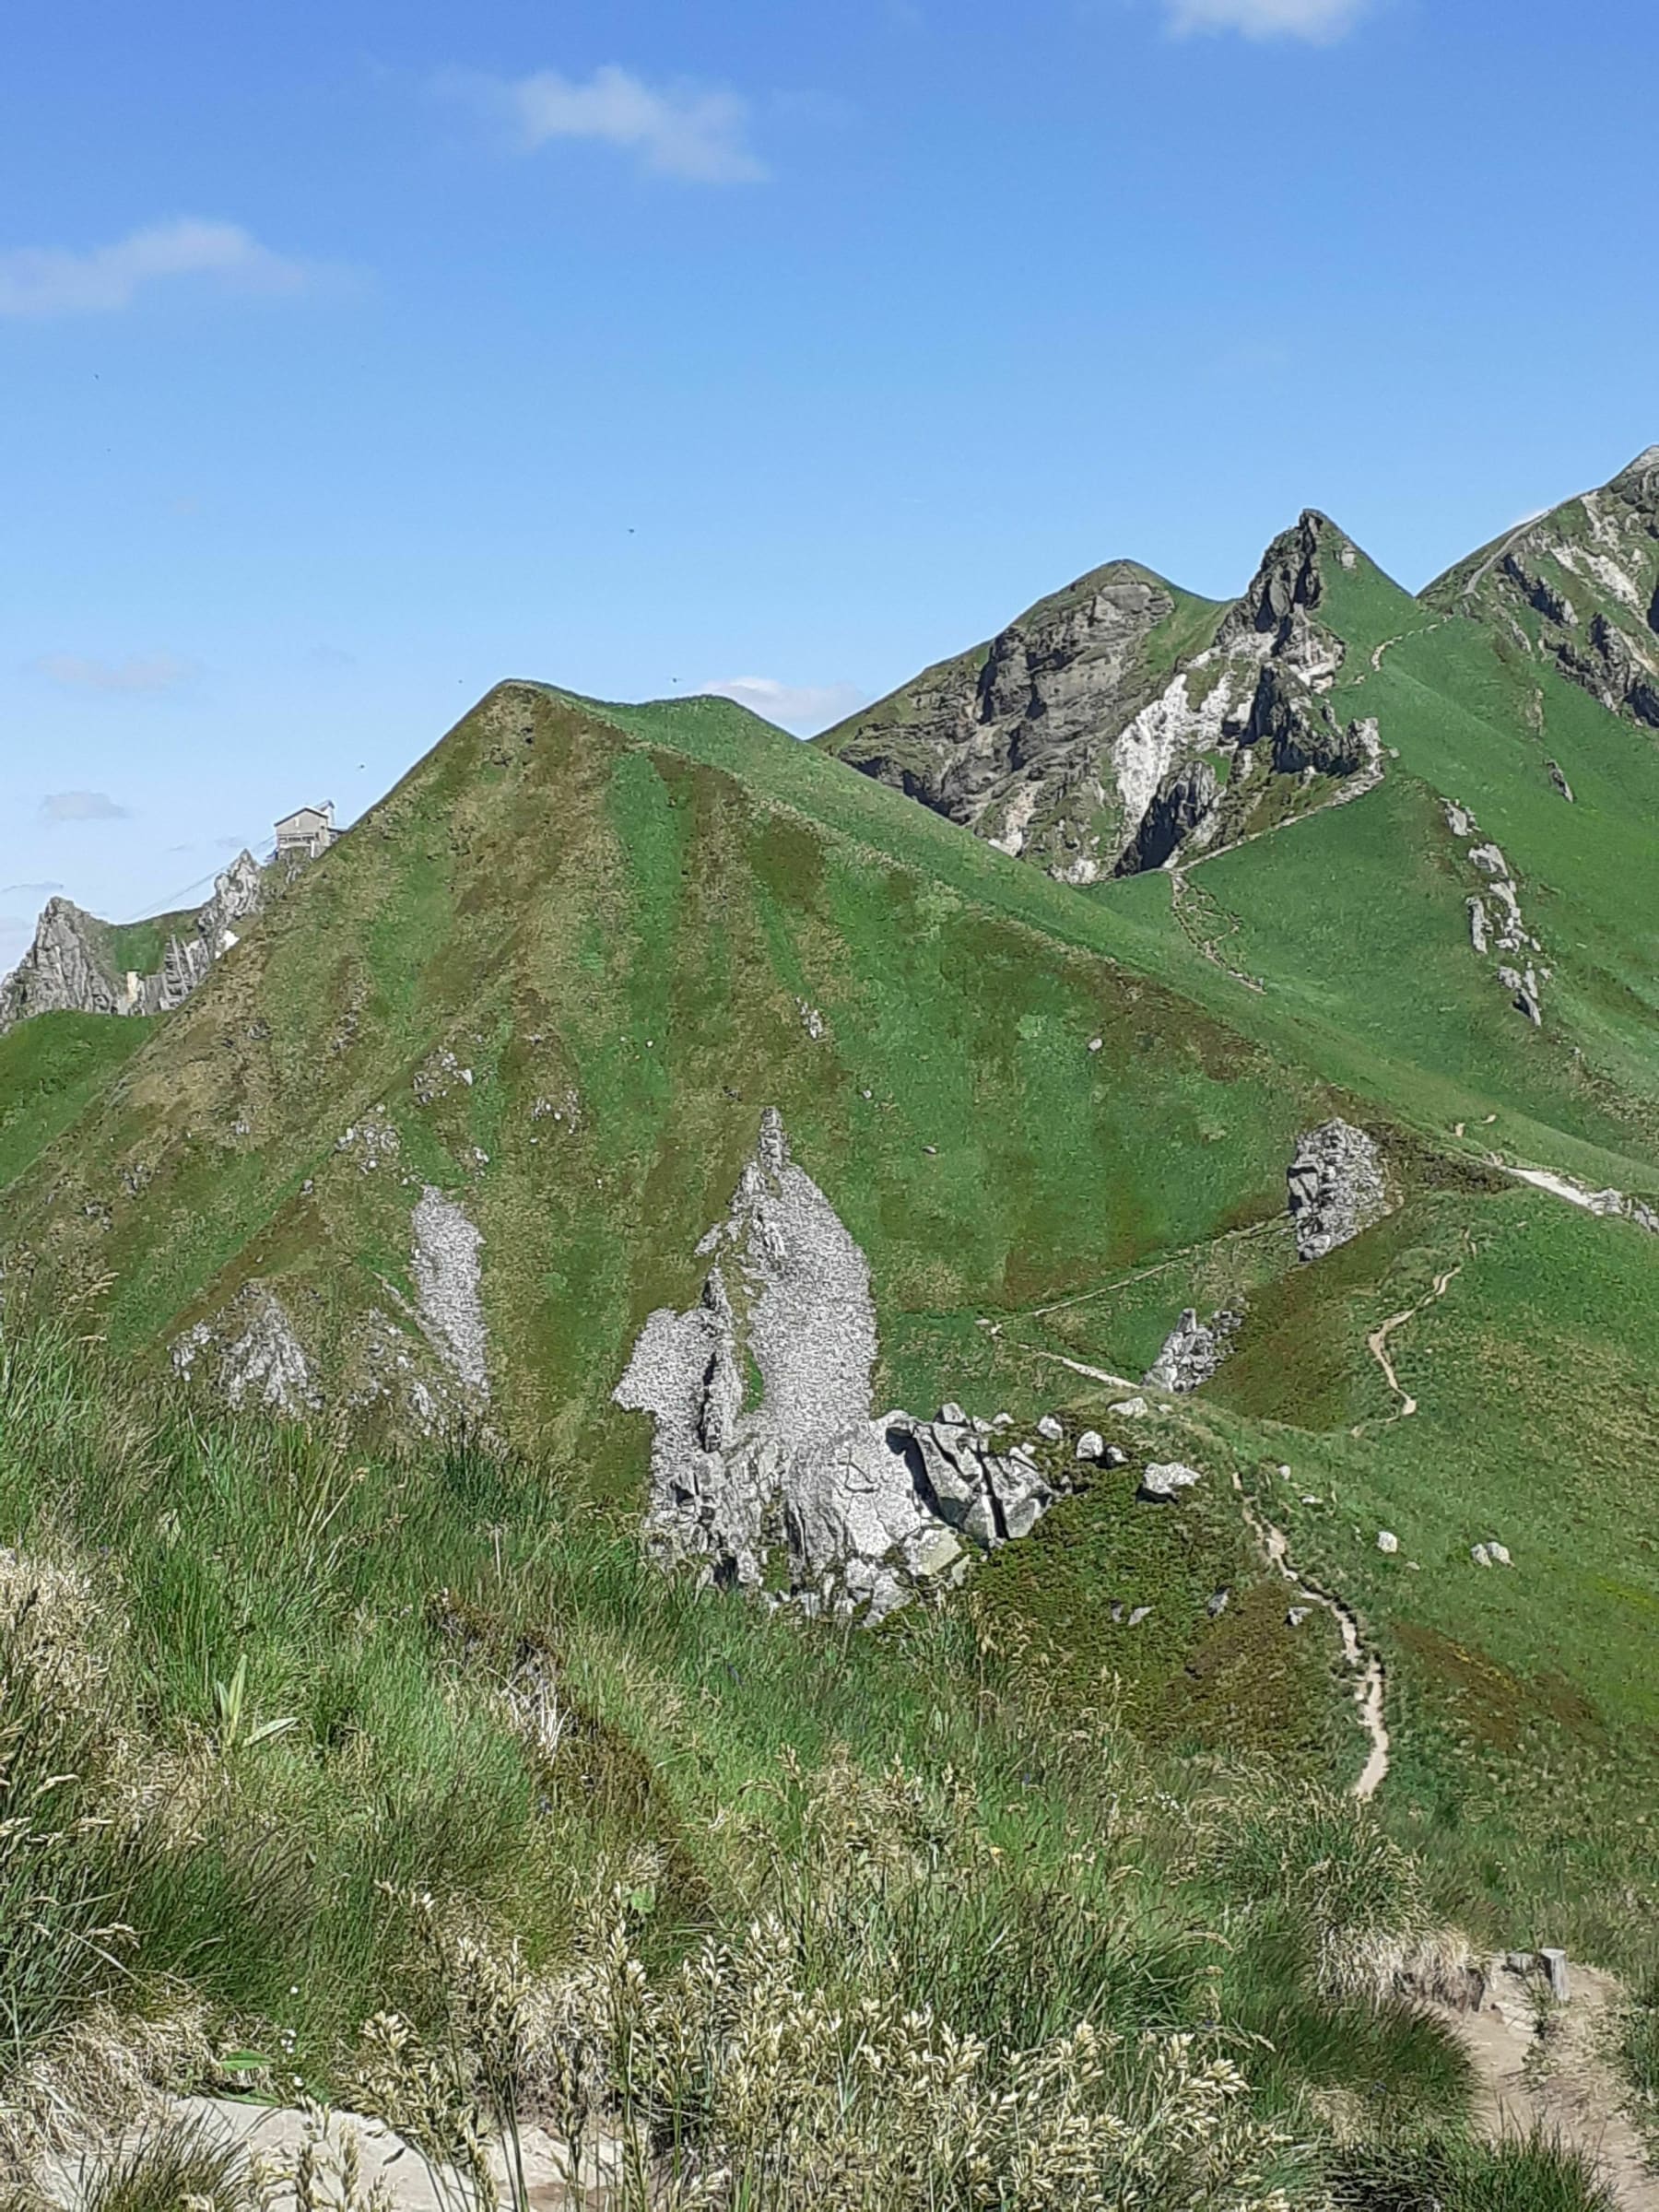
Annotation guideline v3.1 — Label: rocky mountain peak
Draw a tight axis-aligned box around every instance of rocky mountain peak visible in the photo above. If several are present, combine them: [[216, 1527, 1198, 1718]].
[[1606, 444, 1659, 511], [1222, 511, 1362, 646], [0, 849, 269, 1037], [0, 900, 127, 1031]]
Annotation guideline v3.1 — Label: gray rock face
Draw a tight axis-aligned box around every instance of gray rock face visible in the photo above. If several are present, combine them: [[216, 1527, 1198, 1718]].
[[0, 851, 265, 1034], [1436, 447, 1659, 732], [1442, 801, 1548, 1023], [0, 900, 127, 1029], [1288, 1121, 1390, 1262], [614, 1111, 1060, 1621], [412, 1187, 489, 1397], [819, 512, 1382, 885], [172, 1285, 319, 1418], [1144, 1307, 1240, 1393]]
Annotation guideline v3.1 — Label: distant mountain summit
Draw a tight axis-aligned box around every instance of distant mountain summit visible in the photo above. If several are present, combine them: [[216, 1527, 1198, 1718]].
[[0, 852, 265, 1034], [816, 512, 1392, 883], [819, 450, 1659, 886], [1426, 445, 1659, 730]]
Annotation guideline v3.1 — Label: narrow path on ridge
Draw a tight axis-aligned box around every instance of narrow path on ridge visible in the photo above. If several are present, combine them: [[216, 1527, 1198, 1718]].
[[1231, 1473, 1390, 1800], [1361, 1262, 1463, 1426]]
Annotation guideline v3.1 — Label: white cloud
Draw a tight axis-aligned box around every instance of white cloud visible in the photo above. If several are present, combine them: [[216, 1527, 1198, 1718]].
[[697, 677, 865, 735], [0, 218, 315, 319], [34, 652, 196, 694], [40, 791, 132, 823], [1164, 0, 1371, 41], [453, 65, 767, 182]]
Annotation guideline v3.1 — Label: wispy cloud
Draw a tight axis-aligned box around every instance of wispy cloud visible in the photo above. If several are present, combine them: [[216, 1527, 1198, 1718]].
[[1163, 0, 1371, 41], [448, 65, 767, 182], [697, 677, 865, 735], [0, 218, 318, 319], [34, 652, 196, 695], [1, 880, 64, 896], [40, 792, 132, 823]]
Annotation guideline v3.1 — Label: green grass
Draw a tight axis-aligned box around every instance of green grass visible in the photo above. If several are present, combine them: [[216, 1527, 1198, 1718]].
[[0, 1324, 1578, 2206], [0, 1011, 152, 1193]]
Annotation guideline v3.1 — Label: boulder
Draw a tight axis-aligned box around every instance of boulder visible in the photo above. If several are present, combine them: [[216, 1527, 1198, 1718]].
[[1288, 1120, 1390, 1261], [1139, 1461, 1203, 1502], [1144, 1306, 1241, 1393], [615, 1112, 1061, 1622]]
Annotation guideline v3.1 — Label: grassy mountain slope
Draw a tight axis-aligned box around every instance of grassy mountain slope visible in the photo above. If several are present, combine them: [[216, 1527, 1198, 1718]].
[[0, 1009, 153, 1192], [8, 1326, 1626, 2212], [3, 472, 1658, 2021], [1153, 507, 1659, 1190], [0, 684, 1343, 1456]]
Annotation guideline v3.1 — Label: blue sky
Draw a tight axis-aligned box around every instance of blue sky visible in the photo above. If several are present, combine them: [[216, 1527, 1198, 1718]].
[[3, 0, 1655, 965]]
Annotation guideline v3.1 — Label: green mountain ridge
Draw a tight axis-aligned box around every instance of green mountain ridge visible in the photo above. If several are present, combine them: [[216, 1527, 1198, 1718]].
[[3, 460, 1658, 2006]]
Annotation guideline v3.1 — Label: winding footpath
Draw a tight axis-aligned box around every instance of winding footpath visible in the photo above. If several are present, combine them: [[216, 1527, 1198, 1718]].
[[1230, 1473, 1391, 1800], [1362, 1262, 1463, 1424]]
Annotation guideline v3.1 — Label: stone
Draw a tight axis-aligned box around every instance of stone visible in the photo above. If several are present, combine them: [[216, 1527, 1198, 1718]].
[[1101, 1442, 1129, 1466], [1111, 1396, 1149, 1419], [1287, 1606, 1312, 1628], [1127, 1605, 1153, 1628], [1036, 1414, 1064, 1441], [1087, 1035, 1103, 1053], [821, 512, 1373, 886], [1470, 1543, 1492, 1567], [614, 1111, 1060, 1621], [1139, 1461, 1203, 1502], [412, 1188, 489, 1397], [1144, 1306, 1241, 1393], [1488, 1541, 1512, 1566], [1547, 759, 1575, 802], [1540, 1948, 1571, 2003], [172, 1285, 320, 1418], [1376, 1530, 1399, 1554], [1288, 1120, 1390, 1262], [1076, 1430, 1104, 1462], [1206, 1588, 1230, 1618]]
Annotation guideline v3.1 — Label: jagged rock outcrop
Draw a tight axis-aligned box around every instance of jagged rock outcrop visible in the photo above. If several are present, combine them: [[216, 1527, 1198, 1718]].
[[0, 851, 265, 1035], [172, 1285, 320, 1417], [413, 1187, 489, 1397], [0, 900, 128, 1029], [818, 513, 1385, 886], [1288, 1121, 1390, 1262], [614, 1110, 1062, 1622], [1432, 446, 1659, 732], [1145, 1306, 1241, 1393], [1214, 511, 1347, 687], [1443, 801, 1549, 1023]]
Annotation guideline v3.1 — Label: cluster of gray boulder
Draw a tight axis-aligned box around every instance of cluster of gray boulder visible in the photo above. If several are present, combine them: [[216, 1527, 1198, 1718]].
[[612, 1111, 1079, 1623], [614, 1108, 1395, 1623], [1442, 802, 1547, 1025]]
